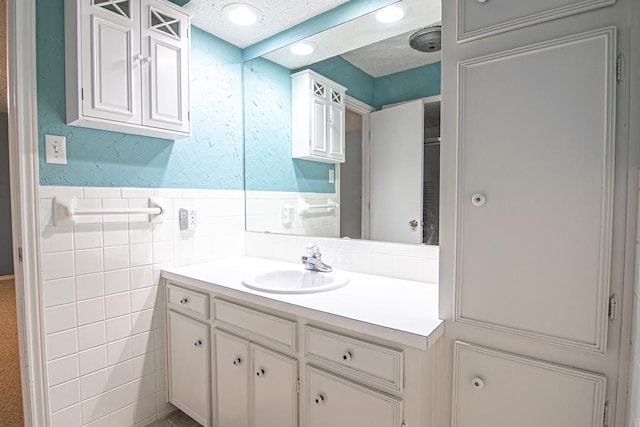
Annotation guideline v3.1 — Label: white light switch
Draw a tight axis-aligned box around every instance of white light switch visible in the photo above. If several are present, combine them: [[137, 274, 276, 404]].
[[45, 134, 67, 164], [328, 169, 335, 183]]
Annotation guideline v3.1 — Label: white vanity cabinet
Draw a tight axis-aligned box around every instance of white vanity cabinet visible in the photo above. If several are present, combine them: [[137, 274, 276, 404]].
[[65, 0, 191, 140], [292, 70, 346, 163]]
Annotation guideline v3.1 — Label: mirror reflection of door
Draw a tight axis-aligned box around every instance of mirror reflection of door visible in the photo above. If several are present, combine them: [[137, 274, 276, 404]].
[[339, 108, 364, 239]]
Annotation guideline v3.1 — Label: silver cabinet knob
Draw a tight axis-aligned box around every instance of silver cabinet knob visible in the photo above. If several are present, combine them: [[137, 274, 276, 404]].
[[180, 297, 188, 305], [256, 368, 265, 377], [342, 351, 352, 361], [472, 376, 485, 389], [232, 357, 242, 366], [194, 339, 202, 348], [477, 0, 488, 3], [140, 56, 152, 64], [314, 394, 325, 405], [471, 193, 486, 207], [409, 220, 419, 228]]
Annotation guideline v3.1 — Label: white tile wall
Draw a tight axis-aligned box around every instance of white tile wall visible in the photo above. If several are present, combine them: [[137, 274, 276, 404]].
[[245, 230, 439, 283], [629, 172, 640, 427], [39, 186, 245, 427], [246, 190, 339, 238]]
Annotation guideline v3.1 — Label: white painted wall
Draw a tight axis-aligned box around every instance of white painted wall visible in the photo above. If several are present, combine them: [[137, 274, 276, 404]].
[[38, 186, 244, 427]]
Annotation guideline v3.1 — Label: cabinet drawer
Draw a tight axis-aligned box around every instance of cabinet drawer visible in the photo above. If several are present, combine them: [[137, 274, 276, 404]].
[[304, 326, 403, 391], [305, 366, 403, 427], [167, 283, 209, 319], [213, 299, 297, 352], [453, 341, 606, 427]]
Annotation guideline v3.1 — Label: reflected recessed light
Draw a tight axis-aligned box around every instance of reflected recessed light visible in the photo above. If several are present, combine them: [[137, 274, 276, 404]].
[[290, 42, 317, 56], [375, 4, 405, 23], [223, 3, 262, 26]]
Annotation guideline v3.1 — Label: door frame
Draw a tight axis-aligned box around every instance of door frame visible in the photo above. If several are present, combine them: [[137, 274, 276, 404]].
[[7, 0, 48, 425], [342, 96, 374, 239]]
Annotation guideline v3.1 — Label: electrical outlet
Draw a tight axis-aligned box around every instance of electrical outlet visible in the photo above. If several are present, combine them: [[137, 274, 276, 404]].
[[179, 208, 198, 231]]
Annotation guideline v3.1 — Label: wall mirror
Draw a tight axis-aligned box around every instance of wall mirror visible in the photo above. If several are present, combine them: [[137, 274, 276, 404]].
[[243, 0, 441, 245]]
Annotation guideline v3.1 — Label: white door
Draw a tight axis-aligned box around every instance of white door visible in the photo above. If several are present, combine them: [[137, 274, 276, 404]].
[[370, 99, 424, 243], [214, 331, 249, 427], [306, 366, 403, 427], [141, 0, 190, 133], [250, 343, 298, 427], [455, 28, 615, 352], [168, 311, 210, 426], [81, 0, 141, 124], [311, 97, 328, 157]]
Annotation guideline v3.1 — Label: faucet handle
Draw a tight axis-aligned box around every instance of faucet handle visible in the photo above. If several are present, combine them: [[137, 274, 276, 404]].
[[306, 242, 321, 258]]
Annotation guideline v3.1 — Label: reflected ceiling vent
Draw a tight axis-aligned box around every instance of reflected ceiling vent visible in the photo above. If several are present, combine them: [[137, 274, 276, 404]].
[[409, 25, 442, 53]]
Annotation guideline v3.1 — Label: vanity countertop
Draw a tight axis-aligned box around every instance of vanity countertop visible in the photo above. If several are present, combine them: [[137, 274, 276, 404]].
[[162, 256, 443, 350]]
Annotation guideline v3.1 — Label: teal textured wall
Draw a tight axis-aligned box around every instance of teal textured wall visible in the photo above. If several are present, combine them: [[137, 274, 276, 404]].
[[244, 58, 335, 193], [0, 113, 12, 276], [374, 62, 441, 107], [37, 1, 244, 189]]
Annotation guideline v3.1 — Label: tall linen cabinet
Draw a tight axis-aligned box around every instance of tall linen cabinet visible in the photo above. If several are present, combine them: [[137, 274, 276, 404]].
[[440, 0, 639, 426]]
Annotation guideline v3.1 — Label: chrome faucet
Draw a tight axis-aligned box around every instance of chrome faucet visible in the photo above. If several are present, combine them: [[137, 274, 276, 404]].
[[301, 243, 332, 272]]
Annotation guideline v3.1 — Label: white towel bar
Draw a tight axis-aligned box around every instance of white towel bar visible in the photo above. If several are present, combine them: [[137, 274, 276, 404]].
[[297, 199, 339, 216], [53, 196, 167, 226]]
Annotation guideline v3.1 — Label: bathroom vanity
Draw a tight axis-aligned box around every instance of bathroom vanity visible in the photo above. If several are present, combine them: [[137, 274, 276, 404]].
[[162, 257, 443, 427]]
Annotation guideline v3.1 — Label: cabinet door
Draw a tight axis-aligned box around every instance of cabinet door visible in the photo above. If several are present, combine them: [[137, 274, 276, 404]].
[[457, 0, 614, 42], [310, 98, 328, 157], [140, 0, 190, 133], [250, 343, 298, 427], [81, 0, 141, 124], [214, 331, 249, 427], [453, 342, 606, 427], [455, 28, 616, 352], [328, 104, 345, 161], [306, 366, 403, 427], [168, 311, 210, 426]]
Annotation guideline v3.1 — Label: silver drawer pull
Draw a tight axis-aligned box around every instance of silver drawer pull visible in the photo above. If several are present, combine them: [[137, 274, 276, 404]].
[[342, 351, 352, 361], [472, 376, 485, 389], [180, 297, 189, 305], [233, 357, 242, 366], [256, 368, 265, 377], [471, 193, 486, 207], [194, 339, 203, 348], [314, 394, 325, 405]]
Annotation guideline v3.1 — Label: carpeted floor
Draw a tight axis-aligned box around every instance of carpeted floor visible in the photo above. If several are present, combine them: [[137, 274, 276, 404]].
[[0, 278, 24, 426]]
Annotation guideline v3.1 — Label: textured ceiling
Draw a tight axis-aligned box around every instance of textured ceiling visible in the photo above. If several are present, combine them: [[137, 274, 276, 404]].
[[262, 0, 441, 77], [183, 0, 349, 48], [341, 29, 441, 78]]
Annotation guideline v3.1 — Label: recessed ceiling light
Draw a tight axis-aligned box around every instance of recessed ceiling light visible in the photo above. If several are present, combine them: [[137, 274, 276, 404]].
[[375, 4, 405, 23], [290, 42, 317, 56], [223, 3, 262, 26]]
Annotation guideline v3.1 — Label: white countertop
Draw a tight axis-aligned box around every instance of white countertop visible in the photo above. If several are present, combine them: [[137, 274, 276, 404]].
[[162, 257, 444, 350]]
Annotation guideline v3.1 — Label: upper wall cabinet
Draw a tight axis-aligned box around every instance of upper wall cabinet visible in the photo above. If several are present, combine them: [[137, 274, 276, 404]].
[[457, 0, 615, 42], [292, 70, 346, 164], [65, 0, 191, 140]]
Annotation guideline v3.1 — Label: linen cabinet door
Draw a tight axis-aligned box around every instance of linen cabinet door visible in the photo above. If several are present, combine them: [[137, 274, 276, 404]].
[[140, 0, 190, 133], [168, 311, 210, 426], [214, 331, 249, 427], [453, 342, 606, 427], [80, 0, 141, 124], [455, 28, 616, 352], [328, 102, 345, 161], [306, 366, 403, 427], [250, 343, 298, 427]]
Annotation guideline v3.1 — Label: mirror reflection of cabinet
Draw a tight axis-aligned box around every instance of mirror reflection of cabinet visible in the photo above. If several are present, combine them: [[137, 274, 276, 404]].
[[292, 70, 346, 164]]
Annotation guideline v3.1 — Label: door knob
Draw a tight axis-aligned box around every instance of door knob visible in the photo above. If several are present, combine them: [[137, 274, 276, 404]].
[[472, 376, 485, 389], [471, 193, 486, 207]]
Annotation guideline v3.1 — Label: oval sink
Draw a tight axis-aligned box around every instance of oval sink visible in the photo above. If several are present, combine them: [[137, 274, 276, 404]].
[[242, 269, 349, 294]]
